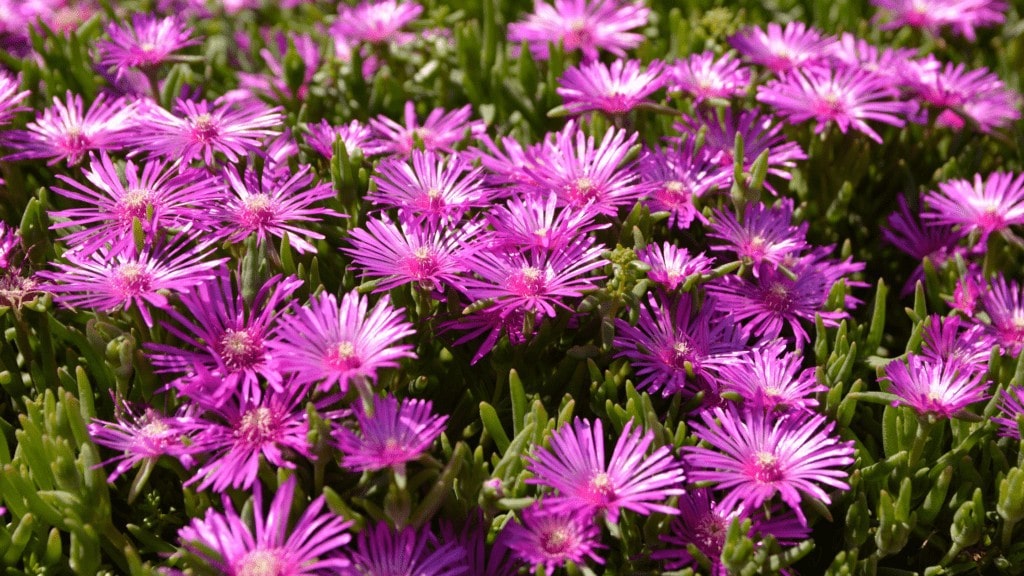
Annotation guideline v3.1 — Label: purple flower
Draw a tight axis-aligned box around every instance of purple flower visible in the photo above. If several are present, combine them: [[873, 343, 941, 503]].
[[485, 192, 609, 253], [88, 396, 197, 482], [368, 150, 488, 224], [305, 119, 381, 158], [527, 418, 685, 523], [882, 195, 963, 296], [717, 340, 825, 411], [923, 172, 1024, 242], [440, 515, 522, 576], [995, 387, 1024, 439], [670, 51, 751, 103], [176, 476, 351, 575], [757, 65, 915, 143], [50, 152, 222, 254], [639, 140, 729, 230], [981, 274, 1024, 356], [729, 22, 835, 74], [0, 221, 21, 271], [503, 503, 604, 572], [920, 314, 995, 374], [368, 101, 484, 157], [348, 521, 468, 576], [469, 133, 542, 190], [613, 293, 747, 396], [331, 0, 423, 45], [828, 33, 919, 83], [882, 354, 989, 419], [707, 199, 808, 272], [442, 306, 544, 365], [334, 395, 448, 472], [872, 0, 1007, 41], [0, 72, 29, 126], [97, 13, 199, 79], [557, 59, 665, 115], [3, 92, 136, 166], [272, 291, 416, 393], [901, 57, 1021, 133], [239, 32, 321, 101], [685, 404, 855, 526], [508, 0, 649, 61], [636, 242, 713, 292]]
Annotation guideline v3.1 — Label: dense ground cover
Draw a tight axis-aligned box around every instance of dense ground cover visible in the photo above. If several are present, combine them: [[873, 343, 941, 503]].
[[1, 0, 1023, 574]]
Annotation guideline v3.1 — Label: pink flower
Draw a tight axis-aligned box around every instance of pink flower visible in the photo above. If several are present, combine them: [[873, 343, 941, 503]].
[[872, 0, 1007, 41], [981, 274, 1024, 356], [882, 354, 989, 419], [0, 72, 29, 126], [369, 101, 484, 157], [88, 396, 197, 482], [729, 22, 835, 74], [97, 13, 199, 79], [508, 0, 649, 61], [922, 172, 1024, 242], [901, 56, 1021, 133], [305, 119, 381, 158], [368, 150, 489, 224], [670, 51, 751, 103], [331, 0, 423, 44], [639, 140, 729, 230], [707, 199, 808, 272], [636, 242, 713, 292], [503, 503, 604, 572], [557, 59, 665, 115], [333, 395, 448, 472], [717, 340, 825, 412], [348, 522, 468, 576]]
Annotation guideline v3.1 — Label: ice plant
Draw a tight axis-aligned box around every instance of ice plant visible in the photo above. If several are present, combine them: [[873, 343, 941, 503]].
[[367, 150, 488, 224], [920, 314, 995, 374], [670, 51, 751, 103], [995, 387, 1024, 439], [871, 0, 1007, 40], [556, 59, 665, 116], [639, 140, 729, 230], [980, 274, 1024, 356], [484, 192, 608, 253], [89, 396, 197, 482], [527, 418, 685, 523], [717, 341, 825, 411], [707, 200, 809, 273], [828, 32, 919, 83], [305, 119, 380, 158], [0, 71, 28, 125], [97, 13, 199, 80], [330, 0, 423, 45], [685, 404, 855, 526], [882, 194, 963, 296], [347, 521, 468, 576], [729, 22, 835, 74], [636, 242, 713, 292], [922, 172, 1024, 243], [368, 101, 484, 157], [333, 395, 448, 472], [901, 57, 1021, 133], [508, 0, 649, 61], [881, 354, 989, 419], [272, 290, 416, 393], [176, 476, 352, 575], [502, 503, 604, 572]]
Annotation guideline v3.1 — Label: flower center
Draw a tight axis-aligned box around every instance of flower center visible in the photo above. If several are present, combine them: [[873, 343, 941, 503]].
[[541, 527, 574, 555], [507, 266, 546, 297], [694, 513, 729, 554], [564, 18, 591, 50], [565, 176, 599, 206], [237, 407, 276, 444], [191, 113, 219, 143], [670, 340, 692, 370], [752, 451, 784, 483], [762, 282, 792, 312], [425, 187, 446, 212], [326, 340, 361, 372], [240, 194, 277, 228], [235, 549, 287, 576], [217, 328, 264, 371], [61, 126, 91, 157], [658, 180, 690, 207], [118, 188, 154, 222], [113, 262, 153, 297]]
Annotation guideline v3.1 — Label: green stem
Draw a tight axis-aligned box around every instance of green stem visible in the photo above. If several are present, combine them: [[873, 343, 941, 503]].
[[907, 416, 935, 476], [1003, 518, 1019, 551]]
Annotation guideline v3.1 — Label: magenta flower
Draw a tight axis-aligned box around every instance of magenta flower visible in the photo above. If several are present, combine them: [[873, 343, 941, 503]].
[[828, 33, 919, 83], [344, 215, 479, 293], [670, 51, 751, 103], [239, 32, 321, 101], [636, 242, 713, 292], [882, 195, 963, 296], [305, 119, 381, 158], [901, 57, 1021, 133], [97, 13, 199, 79], [331, 0, 423, 44], [757, 65, 915, 143], [707, 199, 808, 272], [272, 291, 416, 393], [41, 233, 225, 327], [685, 405, 855, 526], [50, 152, 222, 254], [3, 92, 136, 165], [0, 221, 21, 271], [527, 418, 685, 523], [214, 164, 340, 254], [882, 354, 989, 419], [613, 293, 747, 396], [485, 192, 607, 253], [348, 521, 468, 576], [920, 315, 995, 374], [0, 72, 28, 126], [557, 59, 665, 115], [718, 341, 825, 412], [334, 395, 448, 472], [442, 306, 544, 365], [729, 22, 835, 74], [368, 101, 485, 157], [923, 172, 1024, 242], [995, 387, 1024, 439], [88, 396, 197, 482], [981, 274, 1024, 356], [129, 97, 283, 165], [177, 477, 352, 575], [368, 150, 488, 224], [503, 503, 604, 572], [872, 0, 1007, 40], [639, 140, 729, 230], [470, 133, 543, 190], [508, 0, 649, 61]]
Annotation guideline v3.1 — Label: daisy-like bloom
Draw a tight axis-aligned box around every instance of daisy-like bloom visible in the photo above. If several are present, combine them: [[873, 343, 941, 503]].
[[0, 71, 28, 125], [670, 51, 751, 103], [485, 192, 608, 253], [881, 354, 989, 419], [442, 306, 544, 364], [525, 122, 646, 216], [729, 22, 835, 75], [872, 0, 1007, 41], [128, 97, 283, 165], [828, 33, 919, 84], [458, 239, 607, 320], [922, 172, 1024, 243], [40, 232, 225, 327], [187, 383, 313, 492], [994, 386, 1024, 439], [88, 396, 197, 482], [146, 269, 302, 404], [613, 293, 747, 396], [368, 101, 485, 157], [882, 195, 963, 296], [305, 119, 381, 158], [920, 315, 995, 374], [901, 57, 1021, 133], [50, 153, 222, 254], [271, 291, 416, 393], [636, 242, 713, 292], [685, 404, 855, 526], [556, 59, 665, 116], [2, 92, 136, 166], [348, 522, 468, 576], [718, 340, 825, 412], [953, 273, 983, 317], [757, 65, 915, 144], [334, 395, 448, 472], [177, 477, 352, 575], [707, 199, 808, 273], [503, 503, 604, 572], [343, 215, 480, 293], [367, 150, 488, 224], [527, 418, 685, 523], [97, 13, 199, 80], [981, 274, 1024, 356], [508, 0, 649, 61], [331, 0, 423, 45], [239, 32, 321, 102], [469, 133, 543, 191], [639, 140, 729, 230], [214, 164, 339, 254]]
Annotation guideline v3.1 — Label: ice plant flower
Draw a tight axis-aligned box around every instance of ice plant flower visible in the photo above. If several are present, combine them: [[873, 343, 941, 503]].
[[0, 221, 20, 271], [3, 92, 136, 165], [97, 13, 199, 80], [920, 314, 995, 374], [882, 194, 962, 296], [995, 386, 1024, 439], [331, 0, 423, 45], [685, 405, 855, 526], [176, 476, 352, 575], [367, 150, 488, 224], [901, 57, 1021, 133], [670, 51, 751, 103], [50, 152, 222, 254], [305, 119, 381, 158], [333, 395, 448, 472], [368, 101, 485, 157], [556, 59, 665, 116], [129, 97, 283, 165], [527, 418, 685, 523], [881, 354, 989, 419], [707, 199, 808, 273], [828, 33, 919, 83], [980, 274, 1024, 356], [871, 0, 1007, 41], [503, 503, 604, 572], [0, 71, 28, 125], [636, 242, 713, 292], [922, 172, 1024, 243], [348, 521, 468, 576], [484, 192, 608, 253], [729, 22, 835, 74], [508, 0, 649, 61], [89, 396, 197, 482], [639, 140, 729, 230], [757, 65, 915, 143], [717, 341, 825, 412], [272, 291, 416, 393]]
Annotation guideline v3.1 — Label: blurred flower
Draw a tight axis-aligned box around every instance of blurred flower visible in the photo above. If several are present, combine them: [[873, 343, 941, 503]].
[[368, 150, 489, 224], [882, 353, 989, 418], [639, 139, 729, 230], [305, 119, 380, 158], [901, 56, 1021, 133], [707, 199, 808, 273], [636, 242, 713, 292], [348, 521, 468, 576], [871, 0, 1007, 41], [995, 386, 1024, 439], [508, 0, 649, 61], [334, 395, 447, 472], [503, 503, 604, 572], [331, 0, 422, 45], [97, 13, 199, 80], [670, 51, 751, 103], [557, 58, 665, 115], [882, 195, 963, 296], [0, 71, 28, 126], [717, 340, 825, 411], [981, 274, 1024, 356], [729, 22, 835, 74], [89, 396, 197, 482], [828, 32, 918, 83], [239, 32, 320, 101], [369, 101, 484, 157], [923, 172, 1024, 242]]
